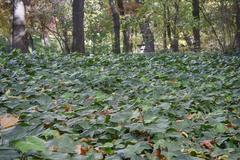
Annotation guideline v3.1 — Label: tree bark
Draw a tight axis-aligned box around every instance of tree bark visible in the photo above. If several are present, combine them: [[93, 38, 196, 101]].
[[60, 16, 70, 54], [135, 0, 155, 53], [167, 6, 172, 44], [235, 0, 240, 52], [163, 0, 167, 50], [183, 33, 193, 50], [220, 0, 226, 49], [12, 0, 28, 53], [123, 25, 132, 53], [171, 0, 179, 52], [72, 0, 85, 54], [109, 0, 121, 54], [139, 19, 155, 53], [117, 0, 131, 53], [192, 0, 201, 51]]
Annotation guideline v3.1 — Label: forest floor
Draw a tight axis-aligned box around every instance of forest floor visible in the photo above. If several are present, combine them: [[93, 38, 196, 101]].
[[0, 52, 240, 160]]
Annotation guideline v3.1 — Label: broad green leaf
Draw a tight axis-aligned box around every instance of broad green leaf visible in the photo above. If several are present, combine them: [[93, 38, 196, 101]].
[[14, 136, 46, 153], [36, 94, 52, 106]]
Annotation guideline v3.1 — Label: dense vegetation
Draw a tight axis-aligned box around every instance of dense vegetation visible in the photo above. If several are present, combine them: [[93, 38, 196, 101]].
[[0, 52, 240, 159], [0, 0, 240, 159], [0, 0, 240, 54]]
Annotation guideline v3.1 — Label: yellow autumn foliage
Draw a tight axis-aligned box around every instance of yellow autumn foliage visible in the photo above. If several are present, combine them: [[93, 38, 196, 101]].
[[0, 3, 11, 37]]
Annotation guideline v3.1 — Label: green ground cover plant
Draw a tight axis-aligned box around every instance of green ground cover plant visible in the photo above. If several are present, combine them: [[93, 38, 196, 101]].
[[0, 52, 240, 160]]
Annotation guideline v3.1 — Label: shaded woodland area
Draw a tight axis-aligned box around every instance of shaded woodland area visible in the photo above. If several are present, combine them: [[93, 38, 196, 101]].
[[0, 1, 240, 160], [0, 0, 239, 54]]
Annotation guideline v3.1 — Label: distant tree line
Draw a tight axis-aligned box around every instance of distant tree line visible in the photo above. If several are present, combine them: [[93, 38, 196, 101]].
[[0, 0, 239, 54]]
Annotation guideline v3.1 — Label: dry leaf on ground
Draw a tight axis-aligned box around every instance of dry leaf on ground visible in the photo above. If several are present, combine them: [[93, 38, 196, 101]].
[[75, 145, 88, 155], [200, 140, 214, 150], [0, 114, 19, 129]]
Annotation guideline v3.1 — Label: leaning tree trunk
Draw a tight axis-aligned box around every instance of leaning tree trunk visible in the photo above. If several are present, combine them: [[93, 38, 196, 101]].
[[72, 0, 85, 54], [235, 0, 240, 53], [12, 0, 28, 53], [192, 0, 201, 51], [109, 0, 121, 54]]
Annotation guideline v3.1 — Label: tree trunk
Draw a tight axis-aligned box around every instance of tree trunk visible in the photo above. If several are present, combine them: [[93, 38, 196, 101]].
[[135, 0, 154, 53], [123, 26, 132, 53], [167, 6, 172, 43], [220, 0, 226, 49], [139, 19, 155, 53], [235, 0, 240, 52], [192, 0, 201, 51], [41, 26, 49, 47], [163, 0, 167, 50], [109, 0, 121, 54], [12, 0, 28, 53], [171, 0, 179, 52], [60, 16, 70, 54], [72, 0, 85, 54], [117, 0, 131, 53], [183, 33, 193, 50]]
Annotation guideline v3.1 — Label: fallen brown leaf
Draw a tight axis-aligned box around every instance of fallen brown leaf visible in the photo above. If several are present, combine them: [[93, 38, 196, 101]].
[[153, 148, 167, 160], [186, 114, 193, 120], [80, 138, 97, 143], [75, 145, 88, 155], [49, 145, 59, 152], [98, 109, 114, 115], [0, 114, 19, 129], [63, 104, 73, 112], [200, 140, 214, 150]]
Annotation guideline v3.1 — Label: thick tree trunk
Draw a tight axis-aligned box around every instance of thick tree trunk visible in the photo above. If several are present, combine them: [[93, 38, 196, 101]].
[[109, 0, 121, 54], [171, 0, 179, 52], [235, 0, 240, 52], [72, 0, 85, 54], [139, 19, 155, 53], [117, 0, 131, 53], [192, 0, 201, 51], [12, 0, 28, 53], [135, 0, 155, 53]]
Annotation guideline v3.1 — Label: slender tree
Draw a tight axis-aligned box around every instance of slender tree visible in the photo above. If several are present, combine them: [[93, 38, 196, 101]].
[[171, 0, 179, 52], [12, 0, 28, 53], [235, 0, 240, 52], [72, 0, 85, 54], [192, 0, 201, 51], [163, 0, 167, 50], [167, 6, 172, 45], [109, 0, 121, 54]]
